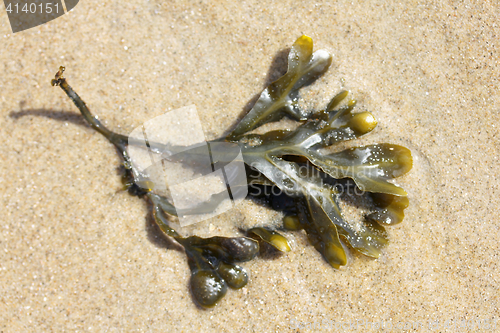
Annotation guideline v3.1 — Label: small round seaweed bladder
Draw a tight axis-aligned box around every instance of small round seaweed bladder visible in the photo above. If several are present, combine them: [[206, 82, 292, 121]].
[[51, 35, 412, 308]]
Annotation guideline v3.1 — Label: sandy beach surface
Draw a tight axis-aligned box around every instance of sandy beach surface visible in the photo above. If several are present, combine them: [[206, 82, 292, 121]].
[[1, 1, 499, 332]]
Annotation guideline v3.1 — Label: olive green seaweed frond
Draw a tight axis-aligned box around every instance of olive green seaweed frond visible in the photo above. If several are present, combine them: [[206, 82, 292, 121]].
[[51, 35, 412, 308]]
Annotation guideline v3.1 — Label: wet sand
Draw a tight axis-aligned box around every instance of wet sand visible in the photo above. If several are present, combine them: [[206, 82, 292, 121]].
[[1, 1, 499, 332]]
